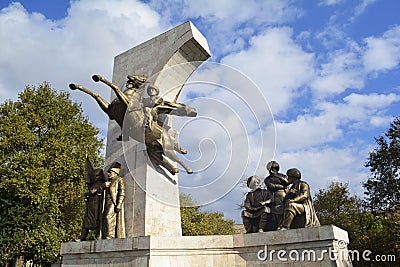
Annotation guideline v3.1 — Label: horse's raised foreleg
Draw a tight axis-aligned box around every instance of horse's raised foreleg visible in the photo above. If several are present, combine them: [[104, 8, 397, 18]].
[[92, 74, 130, 107], [69, 83, 109, 114]]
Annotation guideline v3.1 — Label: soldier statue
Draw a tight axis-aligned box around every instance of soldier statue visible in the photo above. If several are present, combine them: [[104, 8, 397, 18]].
[[102, 162, 126, 239], [80, 168, 106, 240]]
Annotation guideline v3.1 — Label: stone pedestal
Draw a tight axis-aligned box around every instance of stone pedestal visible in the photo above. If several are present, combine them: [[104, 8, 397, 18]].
[[61, 225, 353, 266], [105, 21, 211, 238]]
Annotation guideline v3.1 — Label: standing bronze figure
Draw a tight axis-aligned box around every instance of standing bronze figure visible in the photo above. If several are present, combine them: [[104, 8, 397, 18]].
[[279, 168, 320, 230], [241, 175, 272, 233], [102, 162, 126, 239], [81, 169, 106, 240], [80, 156, 107, 241], [264, 161, 289, 229]]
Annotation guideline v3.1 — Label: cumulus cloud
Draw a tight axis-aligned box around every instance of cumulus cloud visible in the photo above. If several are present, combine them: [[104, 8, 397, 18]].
[[310, 48, 364, 99], [148, 0, 303, 57], [363, 25, 400, 72], [279, 146, 368, 194], [311, 25, 400, 100], [221, 27, 315, 115], [276, 93, 400, 151], [0, 0, 166, 131]]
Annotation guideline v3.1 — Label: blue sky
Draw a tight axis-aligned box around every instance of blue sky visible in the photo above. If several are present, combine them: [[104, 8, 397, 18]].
[[1, 0, 399, 223]]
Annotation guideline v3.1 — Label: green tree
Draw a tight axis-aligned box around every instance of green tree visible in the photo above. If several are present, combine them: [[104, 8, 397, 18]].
[[180, 194, 235, 236], [314, 182, 362, 226], [364, 117, 400, 213], [362, 117, 400, 265], [314, 182, 364, 250], [0, 83, 103, 265], [313, 182, 398, 266]]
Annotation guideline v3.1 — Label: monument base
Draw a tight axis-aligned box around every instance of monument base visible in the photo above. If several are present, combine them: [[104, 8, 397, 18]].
[[60, 225, 352, 266]]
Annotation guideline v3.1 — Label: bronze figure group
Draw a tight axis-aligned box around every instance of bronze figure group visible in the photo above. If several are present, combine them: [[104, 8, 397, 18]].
[[80, 158, 125, 240], [241, 161, 320, 233]]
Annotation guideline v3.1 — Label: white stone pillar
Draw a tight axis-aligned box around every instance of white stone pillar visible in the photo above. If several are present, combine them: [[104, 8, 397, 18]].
[[104, 21, 211, 237]]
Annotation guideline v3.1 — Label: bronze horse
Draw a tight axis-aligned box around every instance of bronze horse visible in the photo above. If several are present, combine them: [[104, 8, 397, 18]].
[[69, 75, 195, 177]]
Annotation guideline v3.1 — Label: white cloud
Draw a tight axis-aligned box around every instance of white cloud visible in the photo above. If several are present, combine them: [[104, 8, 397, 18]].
[[343, 92, 400, 108], [276, 93, 400, 151], [352, 0, 377, 21], [148, 0, 303, 56], [310, 48, 365, 99], [369, 116, 395, 127], [182, 0, 298, 25], [315, 15, 351, 50], [279, 146, 368, 194], [318, 0, 343, 6], [363, 25, 400, 72], [0, 0, 166, 129], [221, 27, 315, 115], [311, 25, 400, 100]]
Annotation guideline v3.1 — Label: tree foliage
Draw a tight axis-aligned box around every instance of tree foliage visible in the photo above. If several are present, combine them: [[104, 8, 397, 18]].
[[0, 83, 103, 265], [314, 182, 362, 228], [180, 194, 235, 236], [364, 117, 400, 212], [314, 182, 400, 266], [314, 182, 364, 252]]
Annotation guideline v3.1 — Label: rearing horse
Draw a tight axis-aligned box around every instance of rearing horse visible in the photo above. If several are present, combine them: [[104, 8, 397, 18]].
[[69, 74, 195, 176]]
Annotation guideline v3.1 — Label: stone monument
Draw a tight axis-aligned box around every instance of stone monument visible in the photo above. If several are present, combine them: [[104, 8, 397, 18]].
[[60, 21, 353, 266], [104, 20, 211, 238]]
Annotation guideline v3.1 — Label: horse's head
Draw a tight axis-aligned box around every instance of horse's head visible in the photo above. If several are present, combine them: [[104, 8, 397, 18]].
[[126, 74, 147, 89]]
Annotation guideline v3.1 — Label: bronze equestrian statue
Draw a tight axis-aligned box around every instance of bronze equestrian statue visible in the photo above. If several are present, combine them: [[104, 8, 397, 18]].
[[69, 75, 196, 177]]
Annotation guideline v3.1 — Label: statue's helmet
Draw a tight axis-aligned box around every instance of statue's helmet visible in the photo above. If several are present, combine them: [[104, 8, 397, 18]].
[[246, 175, 261, 190], [266, 160, 280, 173], [147, 84, 160, 96], [286, 168, 301, 179]]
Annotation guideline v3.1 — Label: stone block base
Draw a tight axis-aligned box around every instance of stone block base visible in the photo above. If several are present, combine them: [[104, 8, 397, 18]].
[[60, 225, 352, 266]]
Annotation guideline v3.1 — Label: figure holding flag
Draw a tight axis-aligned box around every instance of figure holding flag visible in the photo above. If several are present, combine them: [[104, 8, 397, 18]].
[[80, 156, 107, 240]]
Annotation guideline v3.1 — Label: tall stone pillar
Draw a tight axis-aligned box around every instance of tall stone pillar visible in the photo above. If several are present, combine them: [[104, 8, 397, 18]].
[[104, 21, 211, 237]]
